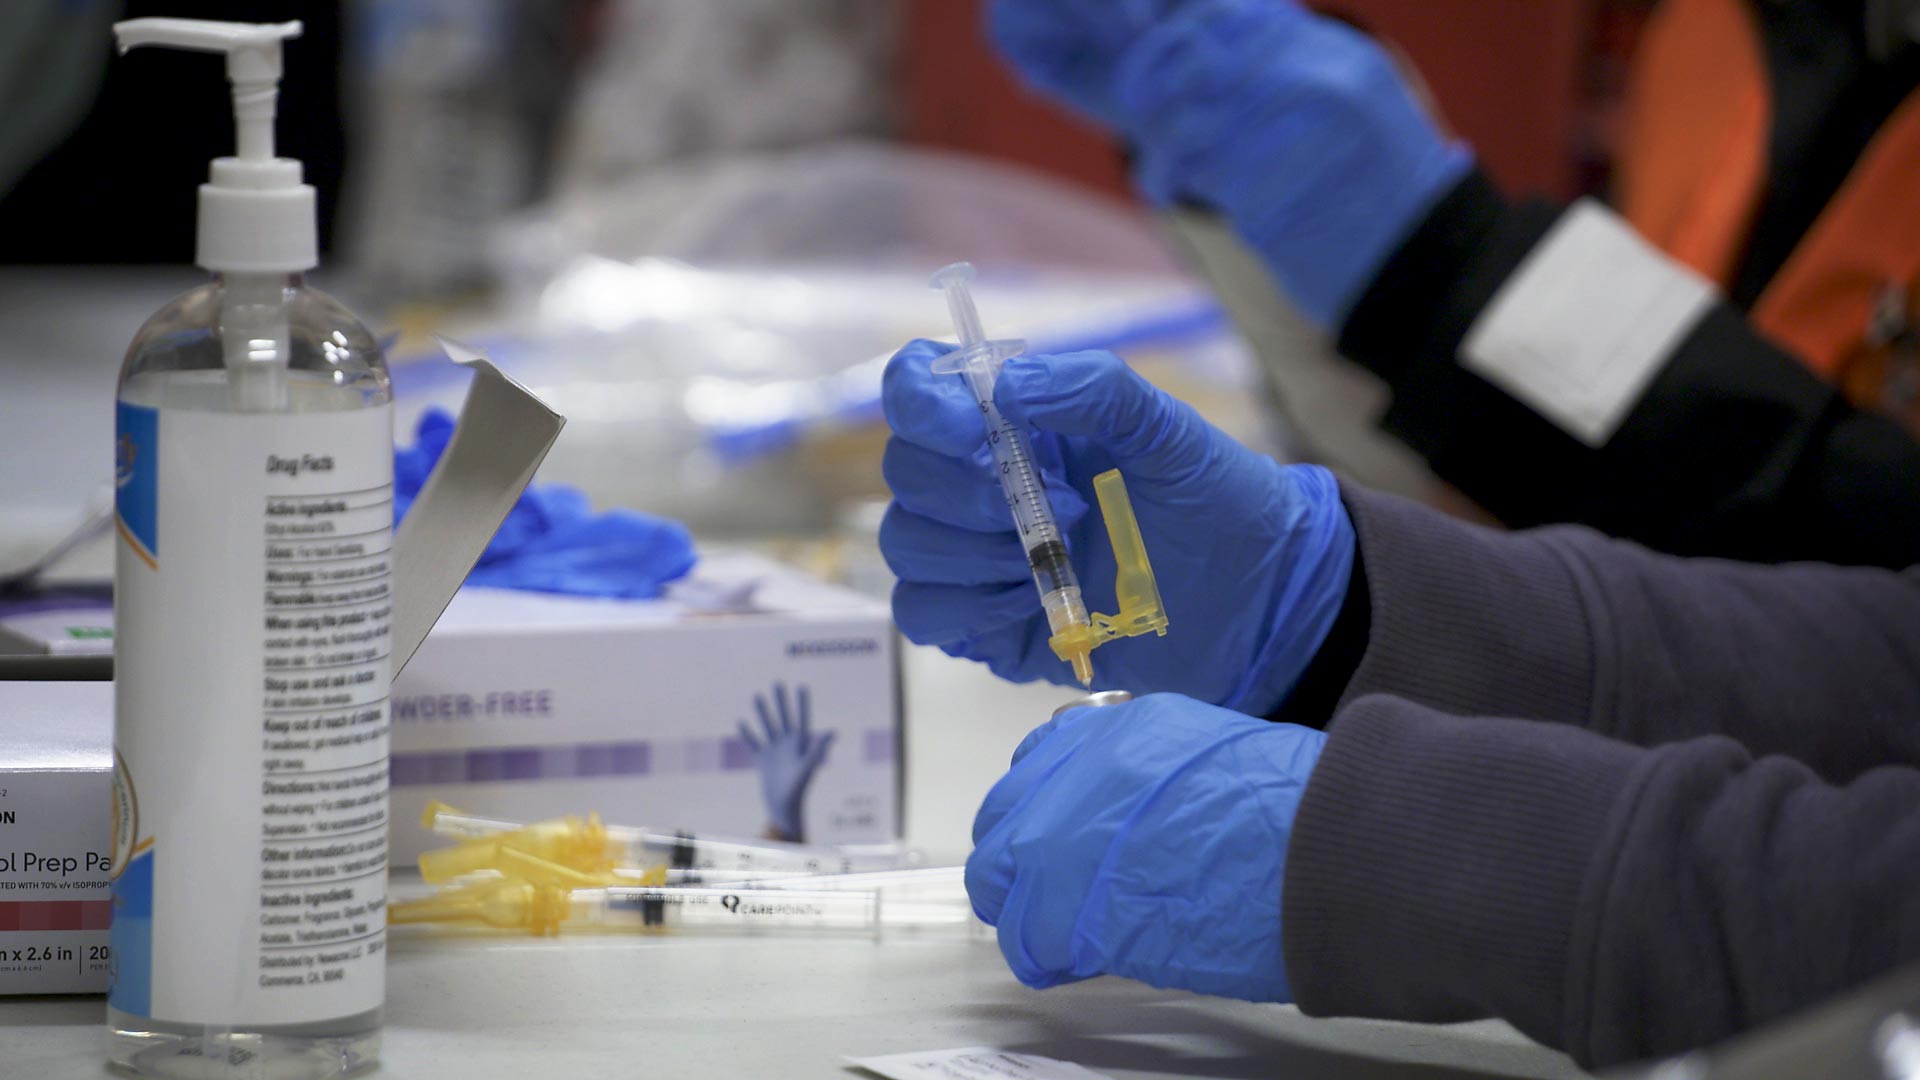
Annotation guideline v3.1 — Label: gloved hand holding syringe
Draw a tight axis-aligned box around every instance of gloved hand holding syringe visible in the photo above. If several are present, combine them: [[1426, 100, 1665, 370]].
[[926, 263, 1170, 688]]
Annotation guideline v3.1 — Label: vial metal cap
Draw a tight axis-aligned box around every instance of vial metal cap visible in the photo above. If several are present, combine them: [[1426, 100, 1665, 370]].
[[1051, 690, 1135, 718]]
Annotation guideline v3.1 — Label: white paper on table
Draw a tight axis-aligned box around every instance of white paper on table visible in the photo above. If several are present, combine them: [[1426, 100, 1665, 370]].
[[847, 1046, 1115, 1080]]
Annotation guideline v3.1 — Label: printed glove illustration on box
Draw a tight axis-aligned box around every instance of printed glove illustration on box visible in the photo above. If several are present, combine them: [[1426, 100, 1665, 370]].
[[737, 682, 836, 843]]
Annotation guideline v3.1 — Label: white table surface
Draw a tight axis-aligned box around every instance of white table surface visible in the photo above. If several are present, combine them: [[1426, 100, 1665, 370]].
[[0, 647, 1588, 1080]]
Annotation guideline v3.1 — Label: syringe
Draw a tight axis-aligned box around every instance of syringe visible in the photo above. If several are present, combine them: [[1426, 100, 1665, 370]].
[[420, 801, 923, 879], [389, 878, 979, 937], [930, 263, 1097, 686]]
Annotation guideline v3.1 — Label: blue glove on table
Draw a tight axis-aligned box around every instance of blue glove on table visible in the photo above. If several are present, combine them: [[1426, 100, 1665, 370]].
[[395, 408, 697, 598], [989, 0, 1472, 328], [968, 693, 1326, 998], [881, 342, 1354, 715], [737, 682, 836, 843]]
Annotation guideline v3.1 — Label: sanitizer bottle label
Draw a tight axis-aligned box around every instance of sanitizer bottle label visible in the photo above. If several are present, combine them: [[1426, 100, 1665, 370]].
[[111, 400, 393, 1026]]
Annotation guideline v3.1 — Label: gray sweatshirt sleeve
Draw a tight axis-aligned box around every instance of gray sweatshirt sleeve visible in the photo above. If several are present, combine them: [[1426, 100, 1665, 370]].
[[1337, 484, 1920, 777], [1280, 488, 1920, 1066], [1283, 695, 1920, 1068]]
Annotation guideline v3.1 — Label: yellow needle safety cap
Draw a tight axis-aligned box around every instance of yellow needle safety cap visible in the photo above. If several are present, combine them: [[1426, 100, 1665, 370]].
[[1047, 469, 1170, 669], [416, 805, 621, 884], [399, 802, 673, 936], [388, 878, 574, 936]]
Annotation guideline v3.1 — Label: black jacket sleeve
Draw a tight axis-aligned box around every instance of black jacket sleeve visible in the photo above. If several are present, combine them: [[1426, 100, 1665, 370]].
[[1331, 483, 1920, 779], [1279, 487, 1920, 1067], [1284, 695, 1920, 1069], [1335, 170, 1920, 570]]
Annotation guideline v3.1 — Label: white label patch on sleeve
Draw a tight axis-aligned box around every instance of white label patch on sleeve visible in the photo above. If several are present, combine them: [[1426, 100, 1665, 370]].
[[1459, 199, 1716, 447], [848, 1047, 1115, 1080]]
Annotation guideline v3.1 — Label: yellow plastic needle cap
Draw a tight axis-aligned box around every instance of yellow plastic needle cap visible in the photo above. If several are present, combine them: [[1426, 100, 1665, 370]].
[[1092, 470, 1168, 639], [1045, 470, 1168, 673], [416, 814, 618, 883], [388, 878, 573, 936]]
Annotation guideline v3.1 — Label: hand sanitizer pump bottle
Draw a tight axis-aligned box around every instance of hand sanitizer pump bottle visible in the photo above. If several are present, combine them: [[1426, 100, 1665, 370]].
[[109, 19, 391, 1079]]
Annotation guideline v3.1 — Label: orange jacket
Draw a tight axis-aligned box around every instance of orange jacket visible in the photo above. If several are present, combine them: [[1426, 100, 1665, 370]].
[[1620, 0, 1920, 427]]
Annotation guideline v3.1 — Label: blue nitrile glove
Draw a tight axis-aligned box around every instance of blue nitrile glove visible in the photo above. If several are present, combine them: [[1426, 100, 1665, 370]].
[[394, 408, 697, 598], [989, 0, 1472, 328], [736, 682, 836, 842], [968, 693, 1326, 998], [881, 342, 1354, 716]]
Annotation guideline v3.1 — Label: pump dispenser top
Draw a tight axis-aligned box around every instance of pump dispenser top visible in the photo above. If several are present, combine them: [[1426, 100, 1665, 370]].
[[112, 18, 314, 274]]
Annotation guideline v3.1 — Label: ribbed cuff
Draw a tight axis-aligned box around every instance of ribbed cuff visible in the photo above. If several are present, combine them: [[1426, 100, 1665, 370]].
[[1267, 542, 1370, 730], [1282, 695, 1647, 1048], [1338, 483, 1597, 725], [1224, 465, 1358, 717]]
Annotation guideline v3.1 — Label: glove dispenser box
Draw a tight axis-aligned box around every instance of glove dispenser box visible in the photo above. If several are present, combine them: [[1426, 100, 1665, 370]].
[[386, 552, 901, 866]]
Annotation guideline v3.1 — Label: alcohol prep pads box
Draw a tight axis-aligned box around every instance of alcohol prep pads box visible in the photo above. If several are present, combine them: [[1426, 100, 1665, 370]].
[[388, 553, 900, 866], [0, 592, 114, 656], [0, 681, 113, 994]]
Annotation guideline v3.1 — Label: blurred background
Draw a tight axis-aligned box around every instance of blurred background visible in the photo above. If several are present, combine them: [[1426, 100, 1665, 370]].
[[0, 0, 1658, 585]]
